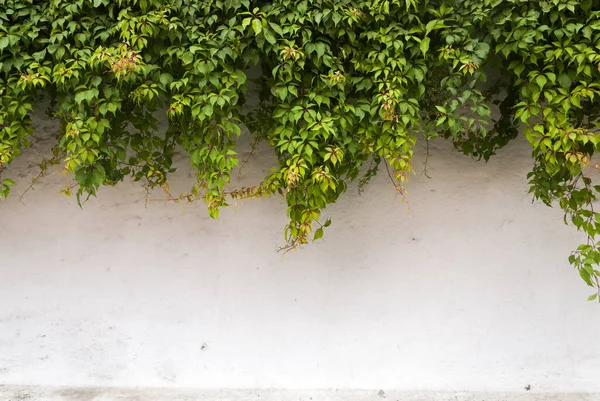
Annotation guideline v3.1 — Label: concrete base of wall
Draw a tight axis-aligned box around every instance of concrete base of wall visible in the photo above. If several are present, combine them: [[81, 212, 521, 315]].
[[1, 386, 599, 401]]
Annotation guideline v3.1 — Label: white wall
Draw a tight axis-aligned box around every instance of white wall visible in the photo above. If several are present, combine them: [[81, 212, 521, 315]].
[[1, 113, 599, 399]]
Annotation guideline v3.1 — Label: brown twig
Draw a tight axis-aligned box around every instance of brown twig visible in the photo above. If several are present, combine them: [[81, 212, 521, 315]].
[[383, 158, 411, 211], [423, 136, 432, 179]]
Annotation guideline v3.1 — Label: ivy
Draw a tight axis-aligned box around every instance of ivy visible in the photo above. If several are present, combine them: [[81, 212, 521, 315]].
[[1, 0, 600, 299]]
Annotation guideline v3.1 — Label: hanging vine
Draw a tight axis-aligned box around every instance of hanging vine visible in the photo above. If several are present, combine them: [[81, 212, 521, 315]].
[[1, 0, 600, 299]]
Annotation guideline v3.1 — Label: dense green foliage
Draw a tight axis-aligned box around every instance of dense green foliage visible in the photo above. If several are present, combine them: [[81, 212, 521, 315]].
[[1, 0, 600, 297]]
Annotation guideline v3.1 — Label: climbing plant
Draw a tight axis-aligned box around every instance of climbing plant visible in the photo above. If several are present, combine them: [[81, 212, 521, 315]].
[[1, 0, 600, 298]]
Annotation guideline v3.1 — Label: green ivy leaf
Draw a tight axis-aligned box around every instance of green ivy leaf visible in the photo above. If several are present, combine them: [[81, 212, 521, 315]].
[[181, 52, 194, 65], [420, 37, 430, 56], [558, 73, 571, 89], [278, 86, 288, 101], [159, 73, 173, 87], [74, 88, 99, 104], [536, 75, 547, 89], [0, 36, 8, 51], [264, 30, 277, 45], [252, 18, 263, 35], [315, 42, 326, 59]]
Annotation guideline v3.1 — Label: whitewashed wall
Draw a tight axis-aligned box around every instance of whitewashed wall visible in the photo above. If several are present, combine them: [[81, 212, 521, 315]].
[[0, 112, 599, 400]]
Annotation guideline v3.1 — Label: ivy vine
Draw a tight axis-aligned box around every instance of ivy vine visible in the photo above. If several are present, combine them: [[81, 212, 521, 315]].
[[1, 0, 600, 299]]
